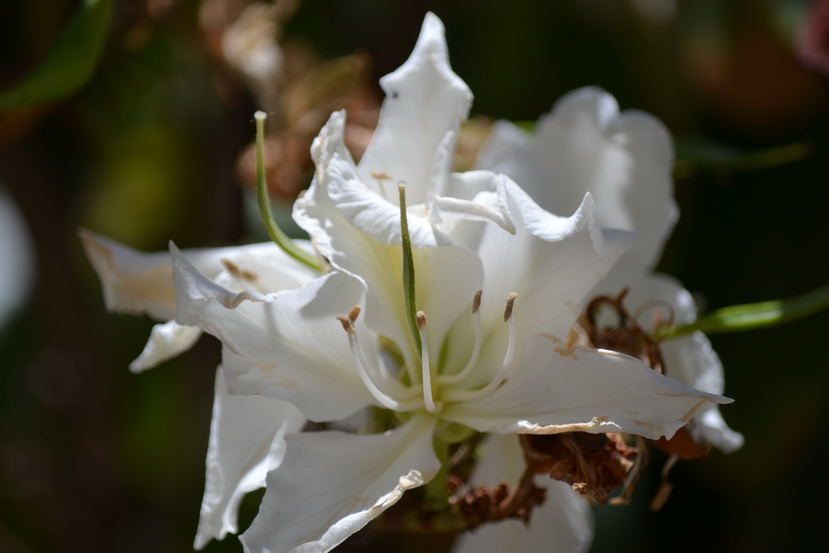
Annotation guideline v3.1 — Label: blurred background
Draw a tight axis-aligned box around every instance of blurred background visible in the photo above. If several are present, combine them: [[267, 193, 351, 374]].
[[1, 0, 828, 551]]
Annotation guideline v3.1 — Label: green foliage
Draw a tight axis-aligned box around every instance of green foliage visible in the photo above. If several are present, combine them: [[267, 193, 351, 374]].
[[0, 0, 113, 110], [670, 282, 829, 338]]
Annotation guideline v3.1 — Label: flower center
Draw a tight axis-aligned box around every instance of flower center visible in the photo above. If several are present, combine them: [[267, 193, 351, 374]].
[[335, 289, 519, 415]]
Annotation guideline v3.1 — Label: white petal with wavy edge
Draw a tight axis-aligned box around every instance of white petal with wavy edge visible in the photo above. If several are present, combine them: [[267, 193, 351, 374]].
[[451, 184, 632, 378], [296, 113, 486, 366], [172, 246, 377, 422], [443, 337, 731, 441], [81, 230, 317, 320], [356, 12, 472, 205], [240, 414, 440, 553], [475, 86, 677, 272], [194, 363, 305, 549], [452, 434, 592, 553]]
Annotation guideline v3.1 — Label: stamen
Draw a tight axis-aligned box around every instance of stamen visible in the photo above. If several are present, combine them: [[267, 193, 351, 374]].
[[370, 171, 392, 195], [348, 305, 361, 324], [221, 258, 257, 292], [336, 316, 412, 411], [504, 292, 518, 322], [439, 290, 483, 385], [417, 311, 438, 413], [444, 292, 519, 403]]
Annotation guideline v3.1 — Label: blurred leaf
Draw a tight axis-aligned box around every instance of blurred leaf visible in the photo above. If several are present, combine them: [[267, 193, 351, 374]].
[[673, 138, 811, 178], [669, 282, 829, 338], [0, 0, 113, 110]]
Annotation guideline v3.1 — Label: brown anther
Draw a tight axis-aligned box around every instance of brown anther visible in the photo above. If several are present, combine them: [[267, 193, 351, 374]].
[[472, 290, 482, 314], [416, 311, 428, 330], [370, 171, 392, 181], [221, 258, 258, 282], [348, 305, 361, 324], [503, 292, 518, 322], [336, 315, 355, 335]]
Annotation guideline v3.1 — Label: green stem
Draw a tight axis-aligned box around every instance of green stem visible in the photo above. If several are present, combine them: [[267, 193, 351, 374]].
[[255, 111, 321, 272], [668, 281, 829, 339], [398, 184, 422, 355]]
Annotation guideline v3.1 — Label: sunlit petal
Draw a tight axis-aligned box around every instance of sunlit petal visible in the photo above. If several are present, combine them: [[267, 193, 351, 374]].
[[241, 415, 440, 553], [172, 246, 377, 422], [194, 364, 305, 549], [444, 338, 731, 441]]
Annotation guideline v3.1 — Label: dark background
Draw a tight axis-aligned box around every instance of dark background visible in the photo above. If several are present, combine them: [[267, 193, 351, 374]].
[[1, 0, 827, 551]]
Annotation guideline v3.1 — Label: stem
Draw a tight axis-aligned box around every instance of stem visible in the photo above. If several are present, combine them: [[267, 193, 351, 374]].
[[254, 111, 321, 272], [668, 281, 829, 338]]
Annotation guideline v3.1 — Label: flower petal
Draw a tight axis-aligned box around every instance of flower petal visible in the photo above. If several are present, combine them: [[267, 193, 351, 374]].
[[463, 183, 632, 348], [356, 12, 472, 205], [452, 434, 592, 553], [240, 414, 440, 553], [662, 333, 744, 452], [194, 363, 305, 550], [443, 338, 731, 441], [476, 86, 677, 271], [81, 230, 315, 320], [129, 320, 202, 373], [171, 245, 377, 422], [296, 114, 485, 363], [597, 272, 743, 452]]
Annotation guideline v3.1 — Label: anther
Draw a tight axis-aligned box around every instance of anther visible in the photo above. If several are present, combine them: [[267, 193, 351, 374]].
[[417, 311, 428, 329], [472, 290, 482, 314], [336, 315, 355, 335], [504, 292, 518, 322], [348, 305, 361, 324], [337, 314, 412, 412]]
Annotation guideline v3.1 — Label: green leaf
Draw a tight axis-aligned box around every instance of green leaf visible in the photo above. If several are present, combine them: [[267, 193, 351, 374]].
[[673, 138, 810, 178], [668, 282, 829, 338], [0, 0, 114, 110]]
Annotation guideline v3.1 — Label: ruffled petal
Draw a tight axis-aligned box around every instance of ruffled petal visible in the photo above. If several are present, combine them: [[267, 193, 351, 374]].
[[476, 87, 677, 271], [81, 230, 315, 320], [296, 114, 485, 364], [452, 434, 592, 553], [443, 337, 732, 441], [129, 320, 202, 373], [240, 414, 440, 553], [172, 245, 377, 422], [356, 12, 472, 205], [194, 364, 305, 550], [464, 183, 632, 351]]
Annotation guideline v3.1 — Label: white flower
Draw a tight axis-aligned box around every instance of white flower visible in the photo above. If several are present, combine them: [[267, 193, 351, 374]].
[[171, 13, 731, 553], [475, 86, 744, 454]]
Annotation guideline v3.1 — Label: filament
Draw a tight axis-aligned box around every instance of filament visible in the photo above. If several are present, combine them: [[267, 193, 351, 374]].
[[417, 312, 438, 413], [443, 292, 518, 403], [439, 290, 483, 385]]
